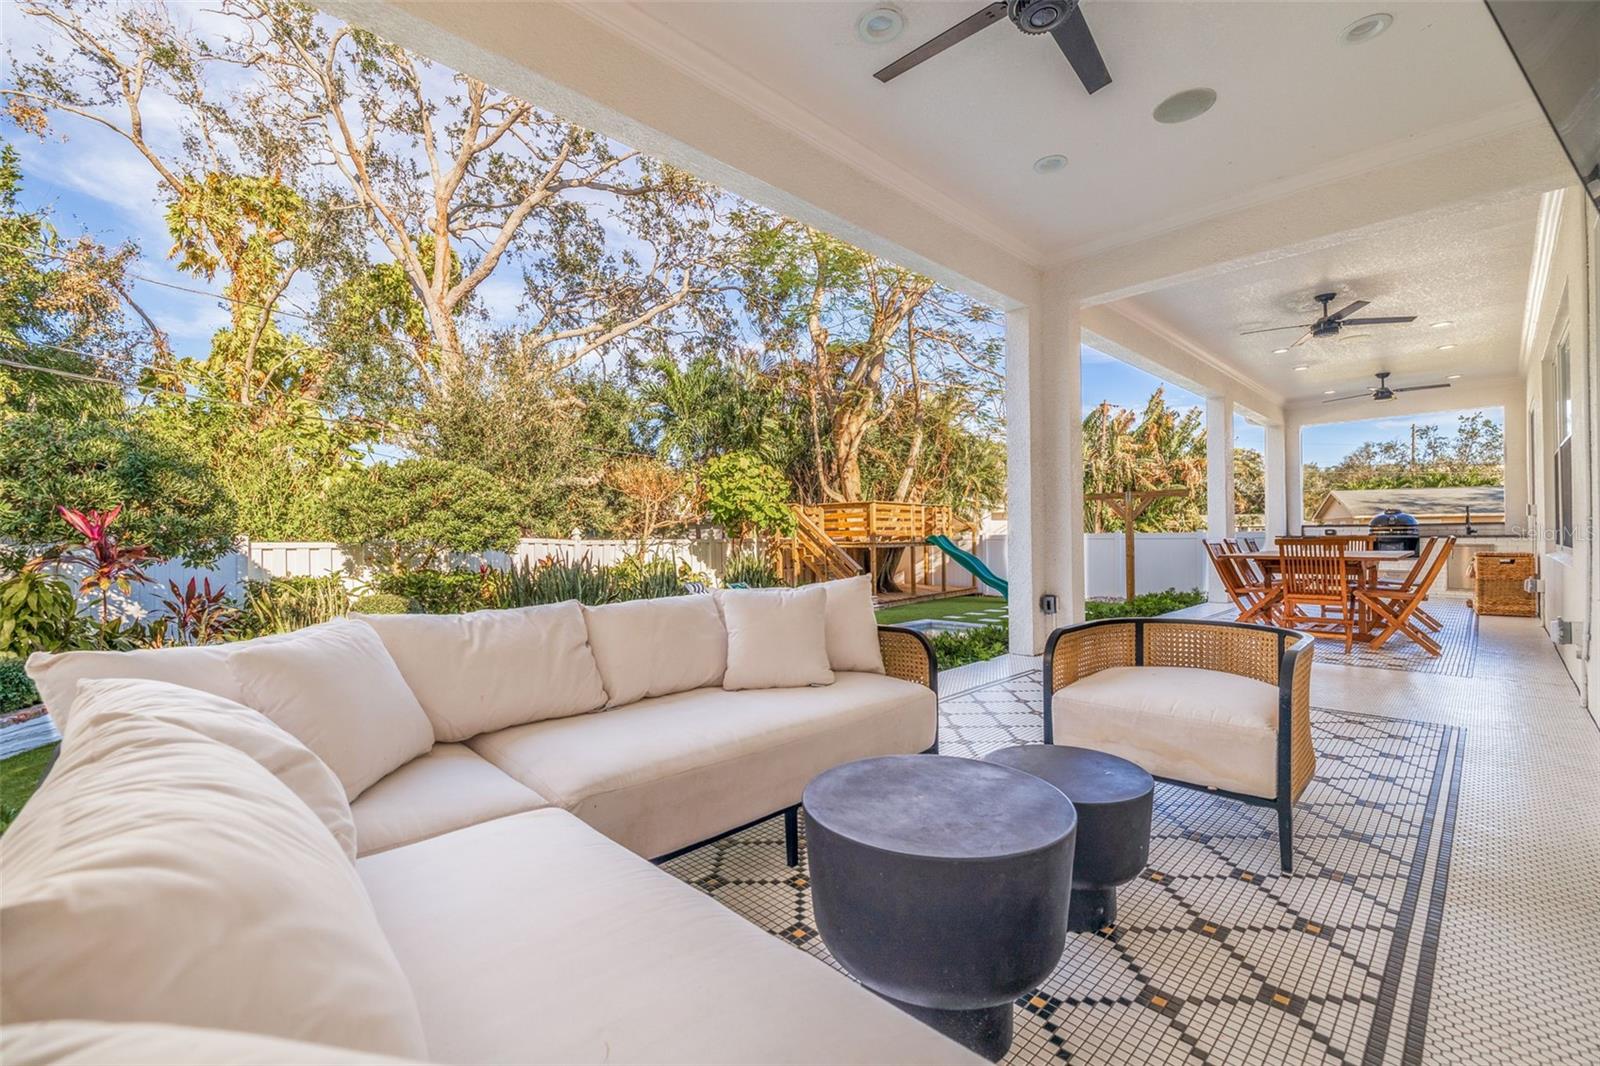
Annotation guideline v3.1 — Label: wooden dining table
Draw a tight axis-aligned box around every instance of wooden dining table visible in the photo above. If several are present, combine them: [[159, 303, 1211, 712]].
[[1236, 549, 1415, 643]]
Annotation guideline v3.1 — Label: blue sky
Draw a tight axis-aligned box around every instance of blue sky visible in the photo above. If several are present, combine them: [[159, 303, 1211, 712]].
[[1082, 345, 1503, 466]]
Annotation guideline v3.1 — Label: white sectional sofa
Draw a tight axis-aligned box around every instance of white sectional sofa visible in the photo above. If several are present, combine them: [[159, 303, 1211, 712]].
[[2, 578, 973, 1065]]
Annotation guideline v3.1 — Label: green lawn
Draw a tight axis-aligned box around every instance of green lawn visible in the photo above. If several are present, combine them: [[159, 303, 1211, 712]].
[[874, 594, 1007, 626], [0, 743, 57, 833]]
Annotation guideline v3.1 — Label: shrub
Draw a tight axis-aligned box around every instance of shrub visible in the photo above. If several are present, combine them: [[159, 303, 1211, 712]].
[[0, 568, 92, 658], [369, 569, 494, 614], [929, 624, 1009, 669], [323, 458, 522, 568], [351, 591, 410, 615], [1084, 587, 1205, 621], [700, 452, 795, 539], [612, 556, 686, 601], [722, 551, 784, 588], [240, 576, 350, 636], [0, 658, 40, 714], [0, 413, 236, 563], [155, 576, 239, 646], [493, 556, 618, 608]]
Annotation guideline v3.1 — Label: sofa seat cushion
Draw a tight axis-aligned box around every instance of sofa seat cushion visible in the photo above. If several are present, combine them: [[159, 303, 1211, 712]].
[[351, 743, 551, 857], [1050, 665, 1281, 798], [0, 1021, 425, 1066], [468, 673, 936, 859], [357, 808, 979, 1065]]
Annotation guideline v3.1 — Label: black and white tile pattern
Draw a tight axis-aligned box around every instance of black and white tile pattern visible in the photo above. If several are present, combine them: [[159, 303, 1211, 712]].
[[663, 671, 1469, 1066]]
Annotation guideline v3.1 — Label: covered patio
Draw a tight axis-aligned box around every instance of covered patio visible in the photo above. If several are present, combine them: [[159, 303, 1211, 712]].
[[313, 1, 1598, 1063], [6, 2, 1597, 1065]]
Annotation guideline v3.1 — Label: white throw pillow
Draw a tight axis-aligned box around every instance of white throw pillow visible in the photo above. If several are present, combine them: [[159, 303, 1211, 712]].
[[354, 602, 608, 742], [226, 619, 434, 800], [0, 686, 429, 1058], [65, 678, 358, 860], [819, 575, 885, 673], [583, 594, 728, 707], [721, 586, 835, 690]]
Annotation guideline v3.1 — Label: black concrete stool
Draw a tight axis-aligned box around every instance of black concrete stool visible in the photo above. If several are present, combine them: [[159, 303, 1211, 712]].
[[984, 745, 1153, 933], [803, 755, 1076, 1061]]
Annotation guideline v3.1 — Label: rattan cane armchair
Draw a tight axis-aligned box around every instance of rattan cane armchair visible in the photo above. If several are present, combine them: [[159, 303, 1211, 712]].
[[1044, 618, 1315, 872]]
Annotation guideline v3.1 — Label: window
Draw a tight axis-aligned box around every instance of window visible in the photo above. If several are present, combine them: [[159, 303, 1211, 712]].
[[1554, 330, 1574, 549]]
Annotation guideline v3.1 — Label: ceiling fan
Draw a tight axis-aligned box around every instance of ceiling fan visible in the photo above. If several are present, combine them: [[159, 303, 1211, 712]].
[[873, 0, 1112, 95], [1321, 371, 1452, 405], [1241, 292, 1418, 348]]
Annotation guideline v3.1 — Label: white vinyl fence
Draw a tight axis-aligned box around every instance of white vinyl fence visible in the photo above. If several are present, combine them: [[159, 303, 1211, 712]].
[[972, 529, 1211, 600]]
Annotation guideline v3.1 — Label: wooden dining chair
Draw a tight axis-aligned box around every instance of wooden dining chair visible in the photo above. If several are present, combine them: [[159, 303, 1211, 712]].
[[1375, 536, 1448, 632], [1356, 537, 1456, 654], [1278, 539, 1357, 652], [1205, 540, 1281, 625]]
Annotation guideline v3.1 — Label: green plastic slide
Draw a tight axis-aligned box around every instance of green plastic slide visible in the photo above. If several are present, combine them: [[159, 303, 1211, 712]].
[[926, 534, 1008, 598]]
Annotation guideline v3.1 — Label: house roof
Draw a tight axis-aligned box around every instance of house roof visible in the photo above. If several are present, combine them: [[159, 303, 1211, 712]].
[[1313, 487, 1506, 520]]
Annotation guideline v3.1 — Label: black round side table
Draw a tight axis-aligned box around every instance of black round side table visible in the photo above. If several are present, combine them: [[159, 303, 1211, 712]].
[[803, 754, 1076, 1062], [984, 745, 1153, 933]]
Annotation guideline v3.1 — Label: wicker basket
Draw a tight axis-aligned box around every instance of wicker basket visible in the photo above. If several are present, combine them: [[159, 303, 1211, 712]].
[[1471, 552, 1537, 617]]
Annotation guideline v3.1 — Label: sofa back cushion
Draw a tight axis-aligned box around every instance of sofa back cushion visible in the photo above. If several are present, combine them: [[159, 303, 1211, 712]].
[[223, 619, 434, 800], [818, 576, 885, 674], [721, 586, 835, 690], [583, 595, 727, 707], [64, 677, 358, 859], [0, 680, 429, 1058], [354, 602, 607, 742]]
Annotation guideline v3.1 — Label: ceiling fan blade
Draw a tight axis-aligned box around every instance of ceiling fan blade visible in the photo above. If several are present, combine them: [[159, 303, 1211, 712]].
[[1321, 393, 1369, 404], [1326, 299, 1370, 323], [1050, 6, 1112, 94], [874, 2, 1007, 82], [1339, 315, 1418, 326], [1392, 383, 1453, 393], [1239, 324, 1312, 335], [1290, 329, 1315, 347]]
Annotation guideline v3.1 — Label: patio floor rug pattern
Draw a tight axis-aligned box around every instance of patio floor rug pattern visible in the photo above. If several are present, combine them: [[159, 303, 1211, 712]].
[[662, 670, 1465, 1066]]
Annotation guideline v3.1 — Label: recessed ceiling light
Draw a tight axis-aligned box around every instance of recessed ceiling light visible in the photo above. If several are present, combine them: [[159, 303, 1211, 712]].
[[1447, 374, 1462, 380], [856, 6, 905, 44], [1294, 365, 1310, 372], [1430, 320, 1454, 329], [1272, 347, 1290, 354], [1032, 154, 1069, 174], [1323, 389, 1337, 395], [1437, 344, 1456, 350], [1153, 87, 1218, 125], [1341, 12, 1393, 45]]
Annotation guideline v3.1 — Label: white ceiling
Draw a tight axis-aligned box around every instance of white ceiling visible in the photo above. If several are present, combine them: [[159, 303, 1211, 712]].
[[614, 0, 1537, 262], [1117, 192, 1543, 404]]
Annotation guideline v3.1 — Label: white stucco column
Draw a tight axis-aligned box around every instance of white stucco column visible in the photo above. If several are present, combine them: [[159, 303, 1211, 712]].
[[1264, 423, 1288, 544], [1285, 420, 1305, 537], [1502, 383, 1530, 535], [1005, 282, 1084, 655], [1205, 395, 1236, 601]]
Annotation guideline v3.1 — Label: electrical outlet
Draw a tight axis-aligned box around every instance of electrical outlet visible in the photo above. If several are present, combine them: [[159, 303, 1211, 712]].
[[1040, 594, 1058, 615]]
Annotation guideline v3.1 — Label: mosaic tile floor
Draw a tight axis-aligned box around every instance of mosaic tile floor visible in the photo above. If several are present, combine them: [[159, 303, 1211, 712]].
[[1291, 601, 1478, 678], [664, 674, 1469, 1066], [665, 615, 1600, 1065]]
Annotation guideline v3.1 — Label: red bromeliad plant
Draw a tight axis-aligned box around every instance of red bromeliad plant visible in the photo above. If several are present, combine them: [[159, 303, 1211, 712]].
[[54, 505, 152, 623]]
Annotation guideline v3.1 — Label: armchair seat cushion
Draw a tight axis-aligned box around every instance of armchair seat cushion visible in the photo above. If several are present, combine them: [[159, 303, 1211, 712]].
[[1050, 665, 1280, 799]]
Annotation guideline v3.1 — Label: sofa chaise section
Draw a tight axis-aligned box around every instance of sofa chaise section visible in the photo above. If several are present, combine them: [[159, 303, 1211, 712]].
[[358, 806, 979, 1065], [348, 743, 552, 857]]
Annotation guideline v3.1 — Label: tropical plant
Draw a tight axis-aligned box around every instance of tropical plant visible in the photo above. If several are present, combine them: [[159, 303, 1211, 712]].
[[722, 551, 784, 588], [612, 557, 685, 601], [368, 569, 495, 614], [491, 556, 618, 608], [700, 452, 795, 541], [45, 505, 152, 625], [323, 459, 523, 569], [156, 577, 239, 646], [1081, 390, 1207, 532], [239, 577, 350, 636], [0, 567, 92, 658], [350, 591, 411, 615]]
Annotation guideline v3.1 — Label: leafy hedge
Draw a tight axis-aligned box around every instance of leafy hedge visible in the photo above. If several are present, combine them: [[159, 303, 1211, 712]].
[[926, 587, 1205, 670], [1084, 587, 1205, 620], [0, 658, 39, 714]]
